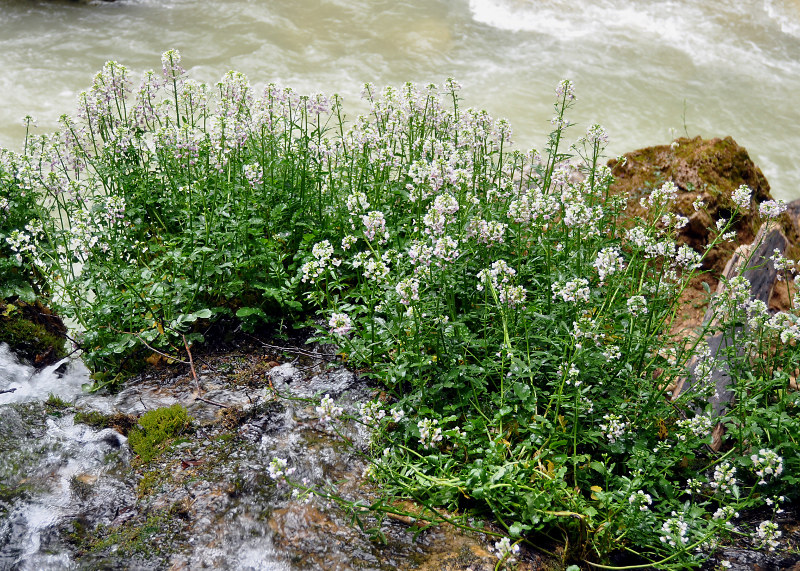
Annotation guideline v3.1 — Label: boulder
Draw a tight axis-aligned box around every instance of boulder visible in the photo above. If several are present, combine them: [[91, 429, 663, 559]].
[[608, 136, 799, 276]]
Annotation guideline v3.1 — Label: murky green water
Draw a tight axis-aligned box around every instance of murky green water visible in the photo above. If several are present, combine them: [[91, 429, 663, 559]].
[[1, 0, 800, 199]]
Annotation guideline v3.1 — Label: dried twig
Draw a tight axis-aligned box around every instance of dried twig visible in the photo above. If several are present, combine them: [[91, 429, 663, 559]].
[[182, 334, 229, 409], [0, 388, 17, 395], [243, 332, 338, 360], [195, 395, 229, 408], [182, 334, 200, 392]]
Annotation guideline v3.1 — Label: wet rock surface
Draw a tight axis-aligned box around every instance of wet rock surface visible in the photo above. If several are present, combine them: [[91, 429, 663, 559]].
[[0, 340, 539, 570], [0, 300, 67, 367]]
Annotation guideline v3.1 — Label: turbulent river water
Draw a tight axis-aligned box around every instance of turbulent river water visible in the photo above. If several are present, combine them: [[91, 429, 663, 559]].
[[1, 0, 800, 199]]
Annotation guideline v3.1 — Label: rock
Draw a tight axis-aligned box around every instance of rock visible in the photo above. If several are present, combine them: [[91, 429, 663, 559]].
[[0, 299, 67, 367], [674, 221, 790, 429], [608, 135, 800, 276]]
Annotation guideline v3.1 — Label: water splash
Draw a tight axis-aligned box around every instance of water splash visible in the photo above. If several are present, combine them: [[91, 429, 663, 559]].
[[0, 343, 90, 405]]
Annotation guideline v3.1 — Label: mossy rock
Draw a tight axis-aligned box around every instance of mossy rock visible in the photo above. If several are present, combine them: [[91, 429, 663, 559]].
[[0, 299, 67, 365], [608, 136, 800, 276], [128, 404, 192, 463]]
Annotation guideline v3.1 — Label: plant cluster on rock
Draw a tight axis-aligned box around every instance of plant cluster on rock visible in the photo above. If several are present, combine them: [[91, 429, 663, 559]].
[[1, 51, 798, 568]]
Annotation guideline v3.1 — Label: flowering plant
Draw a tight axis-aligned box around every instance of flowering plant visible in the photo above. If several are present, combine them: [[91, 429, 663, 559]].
[[4, 53, 798, 567]]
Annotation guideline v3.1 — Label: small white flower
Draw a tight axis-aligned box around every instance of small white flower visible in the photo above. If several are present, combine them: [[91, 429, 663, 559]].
[[759, 199, 787, 219], [417, 418, 442, 449], [629, 490, 653, 511], [750, 448, 783, 485], [756, 520, 782, 551], [267, 457, 295, 485], [710, 461, 737, 495], [492, 536, 520, 563], [731, 184, 752, 210], [328, 312, 352, 335], [316, 394, 344, 423], [627, 295, 648, 316], [599, 413, 628, 443]]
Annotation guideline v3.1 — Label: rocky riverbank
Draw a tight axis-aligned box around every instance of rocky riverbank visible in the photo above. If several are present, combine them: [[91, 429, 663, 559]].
[[2, 135, 800, 570]]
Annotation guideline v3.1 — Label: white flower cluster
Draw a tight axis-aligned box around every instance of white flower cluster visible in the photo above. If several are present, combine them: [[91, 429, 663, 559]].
[[417, 418, 443, 449], [584, 123, 609, 145], [361, 210, 389, 244], [660, 212, 688, 231], [492, 537, 520, 563], [676, 415, 714, 442], [316, 394, 344, 423], [572, 317, 605, 349], [628, 490, 653, 512], [659, 512, 689, 547], [602, 344, 622, 362], [103, 195, 127, 224], [552, 278, 590, 303], [715, 275, 751, 320], [432, 235, 460, 265], [626, 295, 648, 316], [346, 190, 370, 217], [395, 277, 420, 306], [328, 312, 352, 335], [759, 199, 786, 219], [750, 448, 783, 485], [710, 461, 737, 495], [390, 407, 405, 423], [341, 234, 358, 250], [5, 227, 37, 264], [359, 400, 386, 425], [599, 413, 628, 443], [674, 244, 702, 270], [243, 162, 263, 187], [477, 260, 527, 307], [769, 248, 793, 281], [423, 193, 459, 236], [407, 239, 433, 274], [643, 181, 679, 209], [712, 505, 738, 525], [593, 246, 625, 283], [558, 363, 580, 386], [731, 184, 752, 210], [267, 457, 295, 485], [756, 520, 782, 551], [507, 188, 557, 226], [301, 239, 341, 284], [466, 217, 507, 244]]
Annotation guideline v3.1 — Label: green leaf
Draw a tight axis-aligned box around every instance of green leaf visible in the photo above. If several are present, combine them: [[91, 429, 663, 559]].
[[590, 461, 606, 475], [513, 381, 531, 401], [236, 307, 266, 318]]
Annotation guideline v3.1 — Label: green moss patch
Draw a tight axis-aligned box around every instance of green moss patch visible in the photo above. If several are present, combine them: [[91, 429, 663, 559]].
[[128, 404, 192, 463]]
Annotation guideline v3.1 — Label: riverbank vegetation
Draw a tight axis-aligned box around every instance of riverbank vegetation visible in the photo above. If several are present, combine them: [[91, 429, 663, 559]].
[[1, 51, 798, 568]]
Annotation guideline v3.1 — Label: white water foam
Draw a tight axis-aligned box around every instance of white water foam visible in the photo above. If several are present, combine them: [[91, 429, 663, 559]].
[[468, 0, 800, 71], [0, 343, 91, 405], [765, 0, 800, 37]]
